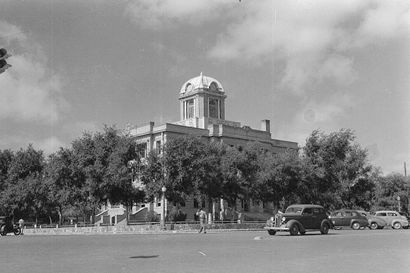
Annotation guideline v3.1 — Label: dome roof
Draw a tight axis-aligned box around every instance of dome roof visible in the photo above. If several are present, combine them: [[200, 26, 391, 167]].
[[180, 72, 224, 94]]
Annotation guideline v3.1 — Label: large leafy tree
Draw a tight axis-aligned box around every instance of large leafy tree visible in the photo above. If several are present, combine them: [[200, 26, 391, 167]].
[[220, 145, 245, 207], [257, 150, 302, 209], [71, 126, 144, 221], [45, 148, 84, 224], [373, 173, 410, 212], [0, 145, 47, 220], [0, 149, 13, 193], [140, 151, 166, 202], [194, 141, 225, 207], [161, 136, 206, 204], [301, 129, 373, 209], [104, 133, 145, 210]]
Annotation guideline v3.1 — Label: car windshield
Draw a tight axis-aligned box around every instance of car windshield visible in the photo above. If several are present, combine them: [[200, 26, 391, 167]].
[[285, 206, 303, 214]]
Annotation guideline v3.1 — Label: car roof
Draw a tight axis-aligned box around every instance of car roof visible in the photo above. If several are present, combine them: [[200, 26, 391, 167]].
[[287, 204, 324, 209], [375, 210, 398, 213]]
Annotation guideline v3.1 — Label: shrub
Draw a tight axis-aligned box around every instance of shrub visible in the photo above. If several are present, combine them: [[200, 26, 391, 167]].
[[144, 210, 160, 222], [167, 208, 187, 222]]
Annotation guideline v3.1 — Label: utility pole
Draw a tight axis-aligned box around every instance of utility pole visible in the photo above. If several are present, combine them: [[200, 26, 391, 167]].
[[405, 162, 409, 213]]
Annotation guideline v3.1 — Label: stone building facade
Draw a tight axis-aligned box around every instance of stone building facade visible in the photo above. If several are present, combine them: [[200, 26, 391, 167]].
[[98, 73, 297, 224]]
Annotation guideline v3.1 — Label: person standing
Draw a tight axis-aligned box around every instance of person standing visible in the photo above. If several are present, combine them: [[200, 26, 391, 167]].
[[18, 218, 25, 235], [196, 208, 207, 234]]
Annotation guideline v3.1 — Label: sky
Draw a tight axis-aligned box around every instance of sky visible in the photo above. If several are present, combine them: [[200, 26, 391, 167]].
[[0, 0, 409, 175]]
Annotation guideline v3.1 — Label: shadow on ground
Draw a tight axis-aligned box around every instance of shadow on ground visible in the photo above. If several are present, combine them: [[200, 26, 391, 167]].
[[129, 255, 159, 259]]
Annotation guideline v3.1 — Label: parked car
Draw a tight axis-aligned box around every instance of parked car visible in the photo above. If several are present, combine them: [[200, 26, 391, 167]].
[[357, 210, 387, 230], [264, 204, 333, 236], [329, 209, 369, 230], [374, 210, 409, 229]]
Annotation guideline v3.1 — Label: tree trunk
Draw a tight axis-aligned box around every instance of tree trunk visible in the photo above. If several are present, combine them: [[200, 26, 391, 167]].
[[220, 198, 225, 222], [58, 208, 62, 226], [212, 200, 216, 222]]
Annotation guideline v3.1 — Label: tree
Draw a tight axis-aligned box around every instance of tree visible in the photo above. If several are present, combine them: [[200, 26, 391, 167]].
[[0, 145, 46, 220], [257, 150, 302, 210], [195, 141, 225, 204], [45, 148, 84, 225], [374, 173, 410, 212], [140, 151, 165, 202], [0, 149, 13, 193], [301, 129, 373, 210], [70, 126, 144, 222], [161, 136, 206, 204], [104, 133, 145, 218]]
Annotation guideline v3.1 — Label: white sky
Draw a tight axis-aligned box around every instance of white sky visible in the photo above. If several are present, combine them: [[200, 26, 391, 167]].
[[0, 0, 409, 175]]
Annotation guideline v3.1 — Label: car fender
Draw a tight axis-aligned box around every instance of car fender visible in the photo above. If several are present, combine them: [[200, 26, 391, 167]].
[[285, 219, 305, 232], [321, 219, 333, 229], [349, 219, 364, 227]]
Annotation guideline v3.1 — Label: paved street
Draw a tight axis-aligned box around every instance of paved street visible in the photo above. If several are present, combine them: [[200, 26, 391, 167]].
[[1, 229, 409, 273]]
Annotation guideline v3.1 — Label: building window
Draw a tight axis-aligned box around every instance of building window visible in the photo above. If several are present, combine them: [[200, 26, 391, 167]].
[[218, 100, 222, 119], [185, 99, 195, 119], [137, 143, 147, 158], [209, 98, 219, 119], [156, 140, 161, 154], [193, 199, 199, 208]]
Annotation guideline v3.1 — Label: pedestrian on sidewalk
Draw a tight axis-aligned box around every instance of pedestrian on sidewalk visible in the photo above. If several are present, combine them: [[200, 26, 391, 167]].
[[196, 207, 207, 234], [18, 218, 25, 235]]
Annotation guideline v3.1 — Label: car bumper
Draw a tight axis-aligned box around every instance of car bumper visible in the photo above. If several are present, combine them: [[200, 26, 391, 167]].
[[264, 226, 289, 231]]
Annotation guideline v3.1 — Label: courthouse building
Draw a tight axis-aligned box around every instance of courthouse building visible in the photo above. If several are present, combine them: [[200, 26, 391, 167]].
[[98, 73, 298, 224]]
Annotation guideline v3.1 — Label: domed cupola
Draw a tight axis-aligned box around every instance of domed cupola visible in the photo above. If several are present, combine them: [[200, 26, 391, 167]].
[[178, 73, 227, 127], [180, 72, 224, 94]]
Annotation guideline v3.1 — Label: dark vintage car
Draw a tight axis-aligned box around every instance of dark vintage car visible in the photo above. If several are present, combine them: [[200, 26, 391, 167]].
[[264, 204, 333, 236], [329, 209, 369, 230]]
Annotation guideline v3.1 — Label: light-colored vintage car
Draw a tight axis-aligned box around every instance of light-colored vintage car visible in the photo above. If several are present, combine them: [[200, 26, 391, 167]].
[[374, 210, 409, 229], [357, 210, 387, 230]]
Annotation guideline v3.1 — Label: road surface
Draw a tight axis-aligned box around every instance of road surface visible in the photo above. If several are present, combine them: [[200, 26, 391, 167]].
[[1, 229, 409, 273]]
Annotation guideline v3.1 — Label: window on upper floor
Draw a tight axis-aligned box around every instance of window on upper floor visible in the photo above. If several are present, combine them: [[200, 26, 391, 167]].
[[209, 98, 219, 119], [156, 140, 162, 154], [186, 99, 195, 119]]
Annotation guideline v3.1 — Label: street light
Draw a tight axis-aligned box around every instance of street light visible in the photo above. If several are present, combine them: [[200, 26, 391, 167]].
[[161, 186, 166, 229]]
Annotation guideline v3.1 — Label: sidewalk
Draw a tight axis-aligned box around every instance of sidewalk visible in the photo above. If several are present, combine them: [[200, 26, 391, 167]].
[[22, 222, 265, 236]]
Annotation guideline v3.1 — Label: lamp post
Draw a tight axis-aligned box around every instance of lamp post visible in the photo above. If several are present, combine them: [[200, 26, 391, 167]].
[[397, 196, 401, 212], [161, 186, 166, 229]]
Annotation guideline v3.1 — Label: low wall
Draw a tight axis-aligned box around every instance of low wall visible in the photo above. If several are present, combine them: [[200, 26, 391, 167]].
[[23, 222, 265, 235]]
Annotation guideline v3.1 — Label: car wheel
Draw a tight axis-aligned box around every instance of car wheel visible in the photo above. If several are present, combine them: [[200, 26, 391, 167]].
[[369, 222, 378, 230], [267, 230, 276, 236], [320, 222, 329, 234], [14, 227, 21, 236], [392, 222, 402, 229], [0, 225, 6, 236], [351, 222, 360, 230], [289, 224, 299, 236]]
